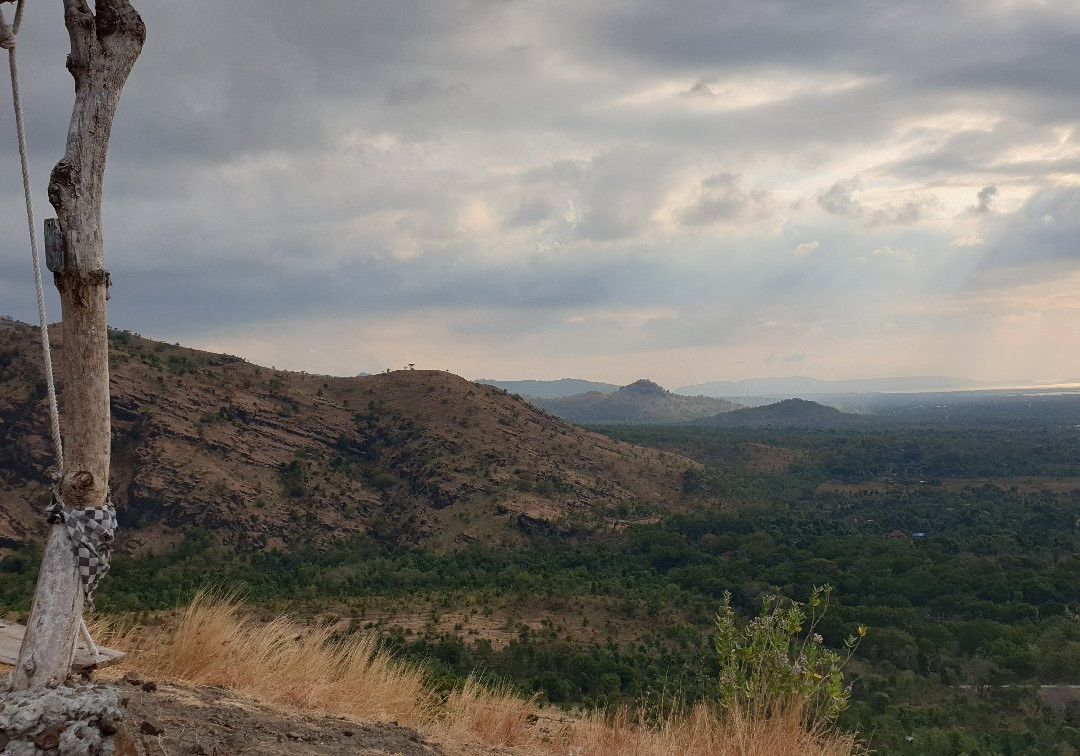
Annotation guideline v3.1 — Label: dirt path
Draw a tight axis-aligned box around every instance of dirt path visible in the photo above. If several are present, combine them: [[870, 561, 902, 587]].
[[118, 678, 446, 755]]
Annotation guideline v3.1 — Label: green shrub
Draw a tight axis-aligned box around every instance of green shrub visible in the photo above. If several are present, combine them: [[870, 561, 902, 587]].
[[714, 584, 863, 726]]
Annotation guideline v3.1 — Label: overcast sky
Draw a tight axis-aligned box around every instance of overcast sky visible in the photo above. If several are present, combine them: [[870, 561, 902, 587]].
[[3, 0, 1080, 387]]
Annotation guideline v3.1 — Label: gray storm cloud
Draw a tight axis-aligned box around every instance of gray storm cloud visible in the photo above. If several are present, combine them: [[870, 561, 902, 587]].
[[1, 0, 1078, 384]]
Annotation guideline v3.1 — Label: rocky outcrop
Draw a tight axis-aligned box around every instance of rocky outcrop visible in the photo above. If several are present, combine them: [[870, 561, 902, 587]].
[[0, 684, 136, 755]]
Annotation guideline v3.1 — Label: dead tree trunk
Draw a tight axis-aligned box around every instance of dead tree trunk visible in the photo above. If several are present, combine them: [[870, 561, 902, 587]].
[[10, 0, 143, 691]]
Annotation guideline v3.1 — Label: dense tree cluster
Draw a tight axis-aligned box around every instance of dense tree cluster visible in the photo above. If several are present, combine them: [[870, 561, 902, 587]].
[[5, 417, 1080, 750]]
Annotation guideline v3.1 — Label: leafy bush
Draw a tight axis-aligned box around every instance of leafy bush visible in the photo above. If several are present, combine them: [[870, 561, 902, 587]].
[[714, 585, 862, 727]]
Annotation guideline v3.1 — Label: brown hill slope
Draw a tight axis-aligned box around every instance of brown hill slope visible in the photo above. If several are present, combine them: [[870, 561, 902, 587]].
[[0, 318, 703, 554]]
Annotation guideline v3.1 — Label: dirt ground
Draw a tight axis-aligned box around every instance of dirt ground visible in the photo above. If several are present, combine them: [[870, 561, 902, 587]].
[[116, 678, 447, 756]]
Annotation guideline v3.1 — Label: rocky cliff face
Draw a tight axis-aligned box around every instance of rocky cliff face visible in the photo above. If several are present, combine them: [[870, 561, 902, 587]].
[[0, 319, 704, 554]]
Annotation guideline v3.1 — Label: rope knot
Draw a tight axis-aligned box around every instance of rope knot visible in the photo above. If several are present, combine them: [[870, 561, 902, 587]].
[[0, 1, 16, 51]]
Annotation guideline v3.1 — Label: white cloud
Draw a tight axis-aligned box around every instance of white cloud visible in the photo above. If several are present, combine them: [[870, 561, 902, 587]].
[[951, 235, 985, 247]]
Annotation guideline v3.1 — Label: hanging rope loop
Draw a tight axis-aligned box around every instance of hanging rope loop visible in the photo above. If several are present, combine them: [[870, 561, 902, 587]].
[[3, 0, 65, 480]]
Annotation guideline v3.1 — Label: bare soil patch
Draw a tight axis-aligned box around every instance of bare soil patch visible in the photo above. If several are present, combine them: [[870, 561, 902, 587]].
[[117, 680, 445, 756], [815, 479, 892, 495]]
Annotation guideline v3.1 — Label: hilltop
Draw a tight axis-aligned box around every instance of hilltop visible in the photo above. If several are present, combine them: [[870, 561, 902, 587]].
[[475, 378, 619, 399], [693, 397, 858, 428], [528, 379, 742, 425], [0, 319, 702, 554]]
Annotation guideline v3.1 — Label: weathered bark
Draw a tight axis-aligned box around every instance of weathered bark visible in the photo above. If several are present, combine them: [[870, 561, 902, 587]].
[[10, 0, 143, 691]]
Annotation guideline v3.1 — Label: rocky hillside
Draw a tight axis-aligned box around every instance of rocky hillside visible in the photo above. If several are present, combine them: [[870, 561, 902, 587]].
[[0, 318, 704, 554], [529, 379, 742, 424]]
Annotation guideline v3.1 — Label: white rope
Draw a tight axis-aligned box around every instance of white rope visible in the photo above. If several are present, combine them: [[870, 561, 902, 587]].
[[2, 0, 64, 477], [78, 617, 102, 661]]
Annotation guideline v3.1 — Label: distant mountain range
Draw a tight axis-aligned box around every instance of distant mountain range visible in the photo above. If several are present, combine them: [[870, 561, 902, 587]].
[[692, 398, 858, 428], [477, 375, 987, 400], [476, 378, 618, 398], [529, 379, 742, 425], [677, 376, 986, 397]]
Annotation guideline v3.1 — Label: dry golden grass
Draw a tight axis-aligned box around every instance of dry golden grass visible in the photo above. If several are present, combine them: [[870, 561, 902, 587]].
[[545, 700, 855, 756], [100, 590, 429, 726], [436, 676, 540, 748], [99, 593, 859, 755]]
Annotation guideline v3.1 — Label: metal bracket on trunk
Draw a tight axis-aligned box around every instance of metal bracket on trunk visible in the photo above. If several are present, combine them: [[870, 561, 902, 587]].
[[43, 218, 66, 273]]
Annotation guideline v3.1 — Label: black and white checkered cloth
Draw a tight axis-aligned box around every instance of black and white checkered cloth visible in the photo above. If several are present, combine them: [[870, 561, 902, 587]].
[[47, 487, 117, 605]]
